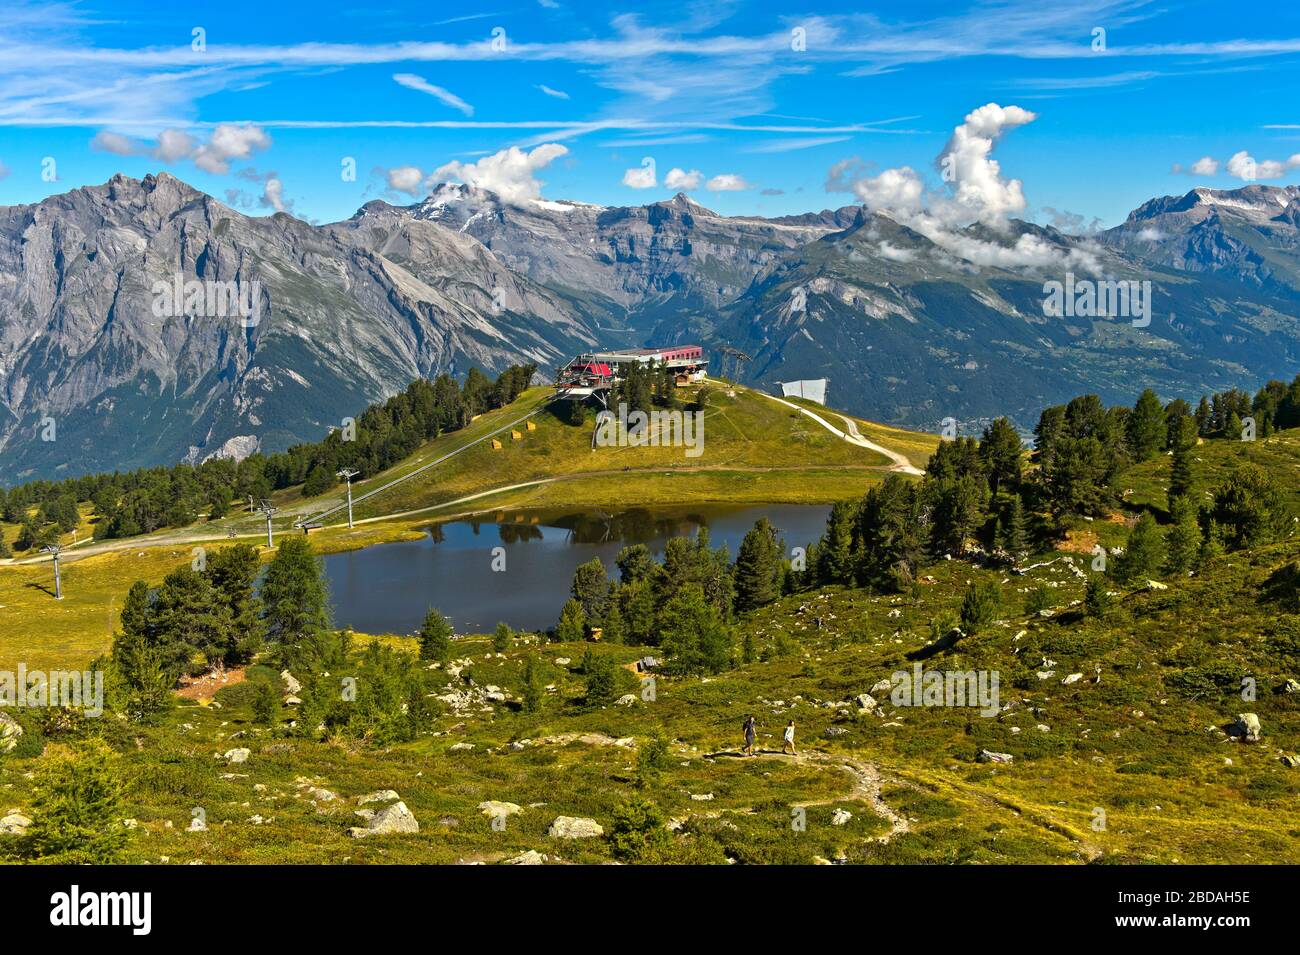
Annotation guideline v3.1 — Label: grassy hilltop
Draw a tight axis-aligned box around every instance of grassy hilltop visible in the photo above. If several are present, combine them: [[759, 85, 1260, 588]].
[[2, 386, 1299, 866]]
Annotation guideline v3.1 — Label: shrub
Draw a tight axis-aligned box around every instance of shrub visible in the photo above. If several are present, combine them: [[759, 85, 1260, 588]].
[[25, 738, 129, 864]]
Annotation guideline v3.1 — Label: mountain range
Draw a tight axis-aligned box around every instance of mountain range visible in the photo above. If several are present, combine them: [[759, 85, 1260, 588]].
[[3, 172, 1300, 482]]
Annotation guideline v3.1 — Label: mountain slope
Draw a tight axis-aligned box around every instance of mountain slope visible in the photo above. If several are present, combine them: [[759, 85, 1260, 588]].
[[0, 174, 598, 482]]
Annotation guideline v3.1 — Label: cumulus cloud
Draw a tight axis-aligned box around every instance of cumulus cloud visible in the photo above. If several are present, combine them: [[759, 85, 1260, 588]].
[[431, 143, 569, 203], [853, 166, 924, 215], [936, 103, 1036, 226], [1225, 149, 1300, 181], [393, 73, 474, 116], [664, 167, 702, 190], [706, 173, 749, 191], [830, 102, 1104, 272], [386, 166, 427, 196], [92, 124, 271, 176], [622, 160, 657, 189]]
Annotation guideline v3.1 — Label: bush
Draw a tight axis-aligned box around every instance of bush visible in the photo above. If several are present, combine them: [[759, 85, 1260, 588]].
[[1084, 576, 1113, 618], [25, 738, 129, 864], [252, 678, 280, 726], [959, 580, 1000, 634], [607, 795, 671, 861]]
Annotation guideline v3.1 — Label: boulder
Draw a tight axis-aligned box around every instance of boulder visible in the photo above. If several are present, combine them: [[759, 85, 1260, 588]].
[[1282, 679, 1300, 695], [547, 816, 604, 839], [615, 694, 638, 707], [478, 801, 523, 818], [223, 747, 251, 764], [0, 811, 32, 836], [978, 750, 1014, 764], [504, 850, 548, 865], [1233, 713, 1262, 743], [831, 808, 852, 826], [869, 679, 894, 695], [0, 712, 22, 754], [357, 790, 401, 805], [1061, 673, 1083, 685], [280, 669, 302, 694], [349, 801, 419, 838], [854, 693, 879, 712]]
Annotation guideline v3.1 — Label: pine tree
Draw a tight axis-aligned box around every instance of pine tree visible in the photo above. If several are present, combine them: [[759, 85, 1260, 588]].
[[733, 518, 783, 612], [556, 598, 587, 642], [26, 738, 129, 864], [1164, 498, 1201, 575], [659, 583, 734, 674], [261, 536, 331, 662], [418, 608, 453, 662], [207, 543, 264, 664], [0, 525, 9, 558], [582, 648, 618, 707], [997, 494, 1029, 559], [492, 622, 512, 653], [1084, 576, 1112, 617], [979, 417, 1023, 496], [959, 580, 1000, 635], [151, 567, 235, 676], [1168, 440, 1194, 508], [815, 500, 855, 585], [1113, 512, 1165, 583], [521, 654, 544, 713], [615, 544, 655, 584], [252, 678, 280, 725], [1127, 388, 1167, 461], [570, 557, 610, 623]]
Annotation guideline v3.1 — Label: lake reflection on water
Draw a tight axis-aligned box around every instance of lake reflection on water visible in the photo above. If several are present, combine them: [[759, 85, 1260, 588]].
[[322, 504, 830, 635]]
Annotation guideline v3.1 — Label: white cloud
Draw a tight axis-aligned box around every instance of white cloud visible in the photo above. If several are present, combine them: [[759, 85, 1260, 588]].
[[622, 160, 657, 189], [877, 241, 915, 263], [90, 130, 136, 155], [854, 166, 924, 214], [386, 165, 427, 196], [261, 177, 285, 212], [706, 173, 749, 191], [664, 167, 702, 190], [835, 102, 1104, 272], [1225, 149, 1300, 181], [432, 142, 569, 203], [1191, 156, 1218, 175], [536, 84, 570, 100], [393, 73, 474, 116], [91, 124, 269, 175], [156, 128, 199, 163], [936, 103, 1036, 226]]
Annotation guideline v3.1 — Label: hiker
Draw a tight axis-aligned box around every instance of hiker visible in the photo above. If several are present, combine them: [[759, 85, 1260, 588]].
[[742, 715, 757, 756], [782, 720, 796, 755]]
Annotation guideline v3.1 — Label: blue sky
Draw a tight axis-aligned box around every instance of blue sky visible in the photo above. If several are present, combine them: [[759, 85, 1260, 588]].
[[2, 0, 1300, 228]]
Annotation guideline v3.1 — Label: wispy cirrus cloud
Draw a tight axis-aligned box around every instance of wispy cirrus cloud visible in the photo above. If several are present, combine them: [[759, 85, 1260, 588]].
[[393, 73, 474, 116]]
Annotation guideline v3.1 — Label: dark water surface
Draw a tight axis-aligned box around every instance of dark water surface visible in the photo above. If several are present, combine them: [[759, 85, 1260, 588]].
[[322, 504, 830, 635]]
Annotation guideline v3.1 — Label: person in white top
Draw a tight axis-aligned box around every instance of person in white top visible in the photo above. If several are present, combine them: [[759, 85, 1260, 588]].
[[782, 720, 796, 755]]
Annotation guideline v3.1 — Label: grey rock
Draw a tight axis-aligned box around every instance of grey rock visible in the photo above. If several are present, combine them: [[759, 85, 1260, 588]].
[[547, 815, 604, 839]]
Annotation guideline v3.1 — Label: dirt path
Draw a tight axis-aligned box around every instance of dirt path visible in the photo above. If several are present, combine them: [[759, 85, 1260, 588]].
[[747, 388, 925, 475], [704, 748, 910, 843]]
